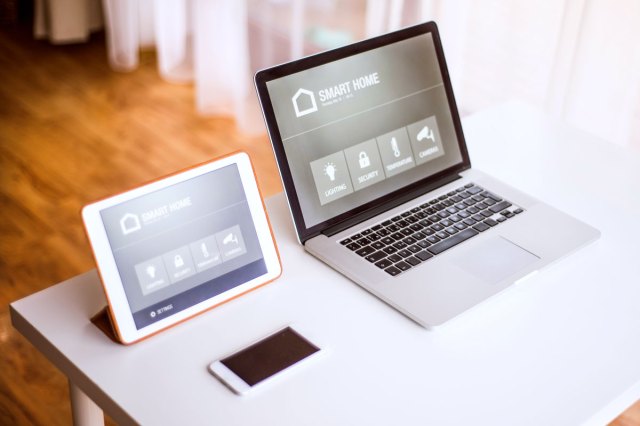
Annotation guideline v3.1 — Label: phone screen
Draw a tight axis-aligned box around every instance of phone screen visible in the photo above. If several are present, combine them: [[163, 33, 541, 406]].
[[221, 327, 320, 386]]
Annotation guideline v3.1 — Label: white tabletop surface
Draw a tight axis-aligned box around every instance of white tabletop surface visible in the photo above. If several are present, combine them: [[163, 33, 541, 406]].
[[11, 102, 640, 425]]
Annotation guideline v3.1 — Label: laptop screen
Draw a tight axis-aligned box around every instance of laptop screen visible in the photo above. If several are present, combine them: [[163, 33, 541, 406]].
[[259, 23, 468, 240]]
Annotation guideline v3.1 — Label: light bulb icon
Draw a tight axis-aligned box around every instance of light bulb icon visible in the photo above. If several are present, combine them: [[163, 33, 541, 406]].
[[324, 162, 337, 181], [390, 137, 401, 158], [146, 265, 156, 278]]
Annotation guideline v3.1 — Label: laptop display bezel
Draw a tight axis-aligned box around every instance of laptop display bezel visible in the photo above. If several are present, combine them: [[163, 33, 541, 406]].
[[255, 21, 471, 244]]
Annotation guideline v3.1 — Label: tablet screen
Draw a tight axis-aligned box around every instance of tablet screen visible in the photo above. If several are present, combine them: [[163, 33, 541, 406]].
[[99, 164, 266, 329]]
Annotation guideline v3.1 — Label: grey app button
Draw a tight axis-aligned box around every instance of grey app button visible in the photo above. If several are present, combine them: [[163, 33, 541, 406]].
[[163, 246, 196, 284], [309, 151, 354, 205], [135, 256, 171, 296], [190, 235, 222, 272], [376, 127, 415, 177], [344, 139, 385, 191], [215, 225, 247, 262], [406, 116, 445, 165]]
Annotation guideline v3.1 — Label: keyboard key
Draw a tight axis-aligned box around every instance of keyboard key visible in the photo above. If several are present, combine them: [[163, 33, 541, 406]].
[[467, 206, 480, 214], [393, 241, 408, 249], [352, 233, 362, 240], [382, 220, 392, 226], [388, 254, 402, 263], [391, 232, 405, 241], [416, 250, 434, 261], [340, 238, 351, 245], [449, 215, 461, 223], [408, 245, 421, 253], [405, 216, 418, 223], [458, 211, 470, 219], [436, 231, 449, 239], [454, 223, 467, 230], [368, 233, 381, 241], [356, 237, 370, 246], [447, 191, 456, 196], [410, 223, 423, 232], [356, 246, 376, 257], [366, 251, 387, 263], [472, 195, 484, 202], [497, 217, 507, 222], [397, 220, 409, 227], [514, 208, 524, 214], [346, 242, 361, 251], [371, 241, 385, 250], [410, 207, 420, 213], [406, 256, 421, 266], [391, 216, 402, 221], [445, 227, 458, 235], [438, 195, 447, 201], [381, 237, 394, 245], [464, 183, 474, 188], [459, 191, 471, 199], [403, 237, 417, 245], [385, 266, 401, 276], [476, 202, 489, 210], [428, 228, 479, 255], [484, 198, 497, 206], [372, 224, 383, 231], [467, 186, 483, 194], [412, 231, 427, 240], [463, 218, 476, 226], [397, 249, 412, 258], [362, 229, 372, 235], [451, 195, 462, 203], [387, 224, 400, 232], [426, 235, 440, 244], [463, 198, 476, 206], [417, 240, 430, 249], [441, 219, 453, 227], [490, 201, 512, 214], [431, 224, 444, 231], [375, 258, 393, 269], [437, 211, 450, 218], [481, 210, 494, 218], [502, 211, 515, 218], [446, 207, 458, 214], [383, 246, 397, 255], [401, 212, 412, 217], [484, 218, 498, 227], [377, 228, 390, 236], [482, 192, 501, 201], [472, 214, 485, 222], [395, 261, 412, 271], [473, 222, 490, 232], [442, 199, 454, 207]]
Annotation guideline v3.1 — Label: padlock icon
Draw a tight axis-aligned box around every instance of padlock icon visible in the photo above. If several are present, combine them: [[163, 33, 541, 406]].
[[174, 254, 184, 268], [358, 151, 370, 168]]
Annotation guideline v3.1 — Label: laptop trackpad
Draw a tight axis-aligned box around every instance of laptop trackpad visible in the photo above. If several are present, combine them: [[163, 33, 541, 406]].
[[454, 236, 539, 284]]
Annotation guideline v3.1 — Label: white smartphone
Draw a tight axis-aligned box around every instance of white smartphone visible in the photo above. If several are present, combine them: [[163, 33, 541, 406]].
[[209, 326, 321, 395]]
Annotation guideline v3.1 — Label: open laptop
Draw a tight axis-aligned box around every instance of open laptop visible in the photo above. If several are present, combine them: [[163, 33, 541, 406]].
[[254, 22, 599, 327]]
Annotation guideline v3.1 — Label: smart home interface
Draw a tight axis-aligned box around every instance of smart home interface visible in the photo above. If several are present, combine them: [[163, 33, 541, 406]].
[[265, 32, 463, 227], [100, 165, 265, 329]]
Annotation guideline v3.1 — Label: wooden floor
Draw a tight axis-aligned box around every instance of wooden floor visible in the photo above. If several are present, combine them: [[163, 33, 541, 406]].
[[0, 24, 638, 425]]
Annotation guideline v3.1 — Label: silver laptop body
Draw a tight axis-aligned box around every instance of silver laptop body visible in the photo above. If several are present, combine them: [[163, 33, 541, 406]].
[[255, 22, 599, 327]]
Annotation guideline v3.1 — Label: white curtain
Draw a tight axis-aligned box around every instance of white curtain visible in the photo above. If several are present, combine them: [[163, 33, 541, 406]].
[[102, 0, 640, 147], [367, 0, 640, 147]]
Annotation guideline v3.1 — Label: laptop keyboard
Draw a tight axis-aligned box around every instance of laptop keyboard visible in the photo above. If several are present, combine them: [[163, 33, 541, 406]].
[[339, 183, 524, 276]]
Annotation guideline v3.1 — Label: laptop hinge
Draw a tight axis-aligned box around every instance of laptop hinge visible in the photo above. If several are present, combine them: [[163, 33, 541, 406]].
[[322, 173, 463, 238]]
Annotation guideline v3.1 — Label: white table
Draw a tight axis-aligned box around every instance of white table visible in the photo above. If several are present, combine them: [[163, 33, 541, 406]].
[[11, 102, 640, 425]]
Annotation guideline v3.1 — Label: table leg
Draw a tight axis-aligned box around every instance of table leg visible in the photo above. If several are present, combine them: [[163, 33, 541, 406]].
[[69, 380, 104, 426]]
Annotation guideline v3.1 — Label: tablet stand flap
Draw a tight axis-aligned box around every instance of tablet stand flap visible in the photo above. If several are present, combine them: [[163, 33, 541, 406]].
[[90, 306, 122, 344]]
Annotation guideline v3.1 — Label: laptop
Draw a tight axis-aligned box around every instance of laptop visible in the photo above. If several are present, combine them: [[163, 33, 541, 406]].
[[254, 22, 599, 327]]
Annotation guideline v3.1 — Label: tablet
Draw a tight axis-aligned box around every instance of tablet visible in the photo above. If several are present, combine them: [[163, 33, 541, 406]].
[[82, 152, 281, 344]]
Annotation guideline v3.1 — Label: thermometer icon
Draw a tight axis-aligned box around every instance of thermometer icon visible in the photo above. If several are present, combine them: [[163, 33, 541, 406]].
[[390, 137, 401, 158]]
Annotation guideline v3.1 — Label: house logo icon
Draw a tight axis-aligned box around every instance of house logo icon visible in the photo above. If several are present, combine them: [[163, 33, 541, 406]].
[[120, 213, 142, 235], [291, 88, 318, 118]]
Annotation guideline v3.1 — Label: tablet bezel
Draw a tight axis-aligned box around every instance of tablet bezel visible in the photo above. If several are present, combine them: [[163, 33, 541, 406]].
[[82, 152, 281, 344]]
